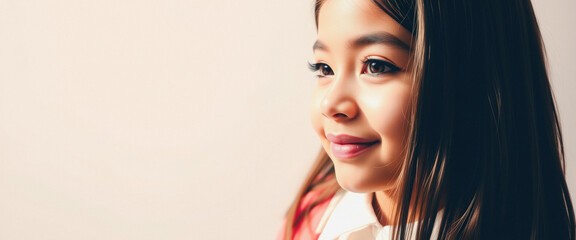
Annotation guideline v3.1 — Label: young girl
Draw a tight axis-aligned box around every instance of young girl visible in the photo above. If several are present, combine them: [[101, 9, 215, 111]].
[[280, 0, 575, 239]]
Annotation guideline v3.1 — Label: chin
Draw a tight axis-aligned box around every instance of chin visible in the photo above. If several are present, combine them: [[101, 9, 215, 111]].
[[333, 163, 398, 193], [333, 168, 376, 193]]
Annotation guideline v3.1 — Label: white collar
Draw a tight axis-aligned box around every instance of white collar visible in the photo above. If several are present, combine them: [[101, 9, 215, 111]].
[[316, 190, 442, 240]]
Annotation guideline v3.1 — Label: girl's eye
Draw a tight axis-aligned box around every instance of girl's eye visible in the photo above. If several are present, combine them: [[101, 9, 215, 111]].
[[361, 59, 400, 76], [308, 62, 334, 77]]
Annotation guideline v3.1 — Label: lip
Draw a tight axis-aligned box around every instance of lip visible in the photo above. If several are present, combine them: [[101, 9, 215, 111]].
[[326, 134, 379, 159]]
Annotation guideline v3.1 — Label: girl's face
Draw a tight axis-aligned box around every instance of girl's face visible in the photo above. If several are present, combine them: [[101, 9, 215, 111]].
[[310, 0, 413, 192]]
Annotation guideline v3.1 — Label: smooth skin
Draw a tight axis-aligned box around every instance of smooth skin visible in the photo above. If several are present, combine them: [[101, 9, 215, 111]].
[[310, 0, 413, 225]]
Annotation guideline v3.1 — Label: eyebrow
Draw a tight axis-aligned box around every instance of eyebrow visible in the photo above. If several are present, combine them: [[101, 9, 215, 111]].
[[313, 32, 411, 52]]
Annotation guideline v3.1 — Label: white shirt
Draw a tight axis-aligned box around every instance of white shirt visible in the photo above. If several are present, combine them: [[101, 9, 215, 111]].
[[315, 190, 441, 240]]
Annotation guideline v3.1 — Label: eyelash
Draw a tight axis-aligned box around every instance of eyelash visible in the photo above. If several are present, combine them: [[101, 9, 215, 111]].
[[360, 58, 401, 75], [307, 59, 400, 78], [307, 62, 333, 77]]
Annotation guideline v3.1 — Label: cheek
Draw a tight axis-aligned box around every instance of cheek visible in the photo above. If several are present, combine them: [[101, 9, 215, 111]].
[[310, 88, 325, 137], [361, 84, 411, 137]]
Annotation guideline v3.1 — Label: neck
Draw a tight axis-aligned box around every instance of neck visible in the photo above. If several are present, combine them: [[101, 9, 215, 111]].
[[372, 190, 397, 226]]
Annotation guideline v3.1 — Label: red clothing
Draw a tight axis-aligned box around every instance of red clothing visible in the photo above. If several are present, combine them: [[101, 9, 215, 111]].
[[277, 190, 334, 240]]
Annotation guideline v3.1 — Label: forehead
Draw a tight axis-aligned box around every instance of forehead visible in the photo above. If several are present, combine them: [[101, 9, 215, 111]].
[[317, 0, 411, 47]]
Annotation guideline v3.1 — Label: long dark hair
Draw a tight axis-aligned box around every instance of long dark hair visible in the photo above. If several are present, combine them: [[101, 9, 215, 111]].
[[284, 0, 575, 239]]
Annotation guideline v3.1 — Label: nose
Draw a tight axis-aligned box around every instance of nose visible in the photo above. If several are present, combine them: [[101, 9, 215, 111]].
[[320, 78, 358, 121]]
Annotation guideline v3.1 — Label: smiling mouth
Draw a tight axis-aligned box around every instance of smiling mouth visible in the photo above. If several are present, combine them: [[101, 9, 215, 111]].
[[330, 141, 379, 159], [326, 134, 380, 159]]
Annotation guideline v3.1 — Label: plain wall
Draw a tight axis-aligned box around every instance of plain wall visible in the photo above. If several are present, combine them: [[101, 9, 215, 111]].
[[0, 0, 574, 239]]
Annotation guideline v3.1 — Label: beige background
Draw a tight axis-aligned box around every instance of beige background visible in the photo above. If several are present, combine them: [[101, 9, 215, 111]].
[[0, 0, 574, 239]]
